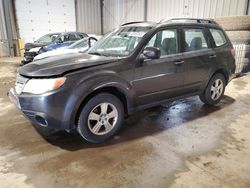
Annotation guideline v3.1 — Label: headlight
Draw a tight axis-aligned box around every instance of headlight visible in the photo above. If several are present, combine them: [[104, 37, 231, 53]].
[[29, 47, 41, 52], [23, 77, 66, 94]]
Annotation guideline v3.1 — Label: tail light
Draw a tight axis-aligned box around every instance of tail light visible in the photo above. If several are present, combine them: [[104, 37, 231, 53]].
[[230, 48, 235, 58]]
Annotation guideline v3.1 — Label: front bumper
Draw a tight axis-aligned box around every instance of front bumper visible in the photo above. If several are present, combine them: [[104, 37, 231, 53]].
[[8, 87, 71, 130], [9, 88, 21, 109]]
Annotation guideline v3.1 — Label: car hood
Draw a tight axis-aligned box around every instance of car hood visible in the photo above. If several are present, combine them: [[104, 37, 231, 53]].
[[18, 53, 122, 77], [34, 48, 80, 61], [24, 42, 48, 51]]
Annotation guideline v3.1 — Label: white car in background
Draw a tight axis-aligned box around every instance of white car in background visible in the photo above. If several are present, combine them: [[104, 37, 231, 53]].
[[34, 36, 101, 61]]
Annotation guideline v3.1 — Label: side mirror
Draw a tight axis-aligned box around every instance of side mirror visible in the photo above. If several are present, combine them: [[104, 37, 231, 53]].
[[142, 47, 160, 60], [88, 37, 98, 48]]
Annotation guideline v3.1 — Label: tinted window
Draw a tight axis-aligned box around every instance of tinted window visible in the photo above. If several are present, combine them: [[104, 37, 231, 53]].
[[210, 29, 227, 47], [146, 29, 178, 56], [58, 35, 66, 42], [68, 33, 82, 41], [184, 28, 208, 52], [80, 33, 88, 38]]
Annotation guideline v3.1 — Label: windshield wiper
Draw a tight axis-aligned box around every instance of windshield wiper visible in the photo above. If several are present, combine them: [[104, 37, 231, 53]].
[[88, 52, 101, 56], [88, 52, 110, 56]]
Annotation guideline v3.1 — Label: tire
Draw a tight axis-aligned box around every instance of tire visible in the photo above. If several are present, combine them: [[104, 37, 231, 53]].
[[199, 73, 226, 105], [226, 31, 250, 44], [215, 16, 250, 31], [77, 93, 124, 143]]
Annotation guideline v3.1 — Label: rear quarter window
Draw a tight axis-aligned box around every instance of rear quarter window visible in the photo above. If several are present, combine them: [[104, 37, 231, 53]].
[[209, 29, 227, 47]]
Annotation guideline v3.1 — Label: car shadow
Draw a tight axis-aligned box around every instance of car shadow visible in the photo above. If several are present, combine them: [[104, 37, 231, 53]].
[[33, 95, 235, 151]]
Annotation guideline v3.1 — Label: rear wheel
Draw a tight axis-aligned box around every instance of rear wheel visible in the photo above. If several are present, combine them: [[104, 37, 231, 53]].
[[199, 73, 226, 105], [77, 93, 124, 143]]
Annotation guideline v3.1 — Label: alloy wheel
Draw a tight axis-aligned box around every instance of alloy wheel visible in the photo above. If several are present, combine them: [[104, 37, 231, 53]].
[[210, 78, 224, 101], [87, 102, 118, 135]]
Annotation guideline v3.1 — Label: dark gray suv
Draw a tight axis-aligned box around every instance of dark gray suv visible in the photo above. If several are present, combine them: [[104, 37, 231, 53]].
[[9, 18, 236, 143]]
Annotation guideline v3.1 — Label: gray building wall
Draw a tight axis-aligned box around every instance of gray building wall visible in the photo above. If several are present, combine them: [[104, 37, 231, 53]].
[[102, 0, 249, 33], [76, 0, 101, 34], [147, 0, 248, 21], [0, 0, 9, 57], [103, 0, 144, 33]]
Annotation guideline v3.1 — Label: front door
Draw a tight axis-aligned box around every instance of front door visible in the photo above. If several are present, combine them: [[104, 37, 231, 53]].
[[132, 28, 185, 106]]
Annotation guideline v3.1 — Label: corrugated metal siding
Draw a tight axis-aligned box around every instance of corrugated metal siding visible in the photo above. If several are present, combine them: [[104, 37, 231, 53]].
[[0, 0, 9, 56], [147, 0, 248, 22], [74, 0, 249, 34], [103, 0, 144, 33], [76, 0, 101, 34]]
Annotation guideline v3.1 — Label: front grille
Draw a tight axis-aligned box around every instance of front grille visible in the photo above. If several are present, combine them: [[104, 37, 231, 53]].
[[15, 74, 29, 94]]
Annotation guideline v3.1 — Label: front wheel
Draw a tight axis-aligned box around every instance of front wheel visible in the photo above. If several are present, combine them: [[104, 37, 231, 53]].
[[199, 73, 226, 105], [77, 93, 124, 143]]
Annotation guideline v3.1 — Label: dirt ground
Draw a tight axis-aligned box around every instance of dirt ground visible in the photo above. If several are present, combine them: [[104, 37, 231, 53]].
[[0, 57, 250, 188]]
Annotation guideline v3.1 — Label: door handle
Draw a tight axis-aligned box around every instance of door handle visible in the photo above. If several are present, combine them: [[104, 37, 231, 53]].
[[174, 61, 184, 65], [209, 54, 216, 58]]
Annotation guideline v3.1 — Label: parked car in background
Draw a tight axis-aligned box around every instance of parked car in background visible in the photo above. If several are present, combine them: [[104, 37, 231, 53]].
[[10, 18, 235, 143], [34, 36, 101, 61], [22, 32, 88, 64]]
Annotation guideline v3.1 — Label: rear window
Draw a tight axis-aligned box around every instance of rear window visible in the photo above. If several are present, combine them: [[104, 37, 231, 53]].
[[210, 29, 227, 47]]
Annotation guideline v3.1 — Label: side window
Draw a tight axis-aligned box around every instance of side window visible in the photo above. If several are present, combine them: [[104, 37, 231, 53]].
[[184, 28, 208, 52], [63, 34, 70, 42], [79, 34, 85, 39], [68, 33, 81, 41], [209, 29, 227, 47], [82, 33, 88, 38], [57, 35, 65, 43], [146, 29, 178, 56]]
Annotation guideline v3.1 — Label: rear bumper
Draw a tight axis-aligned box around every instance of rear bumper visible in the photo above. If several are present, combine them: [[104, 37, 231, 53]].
[[229, 73, 236, 82]]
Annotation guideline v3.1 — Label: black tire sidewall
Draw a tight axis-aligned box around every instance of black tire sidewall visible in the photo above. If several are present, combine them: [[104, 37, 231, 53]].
[[77, 93, 124, 143], [204, 73, 226, 105]]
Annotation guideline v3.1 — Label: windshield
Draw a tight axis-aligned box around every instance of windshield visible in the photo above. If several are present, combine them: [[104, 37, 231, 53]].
[[36, 34, 59, 44], [88, 27, 151, 57]]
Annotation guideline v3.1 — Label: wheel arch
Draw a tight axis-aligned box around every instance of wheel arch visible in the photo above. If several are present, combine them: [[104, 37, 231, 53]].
[[213, 69, 229, 85], [74, 85, 135, 128], [200, 68, 229, 96]]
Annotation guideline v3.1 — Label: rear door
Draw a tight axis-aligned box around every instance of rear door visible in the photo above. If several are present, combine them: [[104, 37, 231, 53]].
[[209, 28, 235, 75], [181, 27, 216, 94], [133, 28, 185, 106]]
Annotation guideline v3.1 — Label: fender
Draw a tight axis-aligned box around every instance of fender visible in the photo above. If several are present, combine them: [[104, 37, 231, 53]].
[[61, 70, 136, 130], [199, 65, 230, 94]]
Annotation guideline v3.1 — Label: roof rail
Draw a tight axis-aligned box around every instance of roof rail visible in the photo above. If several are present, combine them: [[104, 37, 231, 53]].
[[121, 21, 146, 26], [160, 18, 218, 24], [121, 21, 156, 26]]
